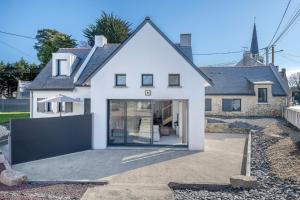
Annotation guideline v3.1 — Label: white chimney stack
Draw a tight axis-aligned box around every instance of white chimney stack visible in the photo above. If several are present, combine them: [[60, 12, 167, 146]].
[[180, 33, 191, 46], [94, 35, 107, 47]]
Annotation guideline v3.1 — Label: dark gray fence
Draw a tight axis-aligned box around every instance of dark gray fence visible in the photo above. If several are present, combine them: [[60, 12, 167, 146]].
[[10, 114, 92, 164], [0, 99, 30, 112]]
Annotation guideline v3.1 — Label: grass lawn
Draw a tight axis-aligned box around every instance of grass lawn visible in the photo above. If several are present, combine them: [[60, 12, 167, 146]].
[[0, 112, 30, 124]]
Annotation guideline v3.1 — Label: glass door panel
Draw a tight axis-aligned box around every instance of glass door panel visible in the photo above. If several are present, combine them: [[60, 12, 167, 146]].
[[108, 100, 126, 144], [126, 101, 152, 144]]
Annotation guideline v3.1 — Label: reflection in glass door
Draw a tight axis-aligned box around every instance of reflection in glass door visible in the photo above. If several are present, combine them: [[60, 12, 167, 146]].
[[126, 101, 152, 144], [108, 101, 126, 144], [108, 100, 152, 145]]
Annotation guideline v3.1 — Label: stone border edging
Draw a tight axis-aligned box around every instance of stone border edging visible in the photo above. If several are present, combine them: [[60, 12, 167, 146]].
[[168, 182, 231, 191], [245, 130, 253, 176], [27, 180, 108, 185]]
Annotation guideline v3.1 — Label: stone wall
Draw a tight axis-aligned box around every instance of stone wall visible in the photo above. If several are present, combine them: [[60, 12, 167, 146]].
[[206, 95, 286, 117]]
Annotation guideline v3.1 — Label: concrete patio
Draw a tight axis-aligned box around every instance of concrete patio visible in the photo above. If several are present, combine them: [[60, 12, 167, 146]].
[[13, 133, 247, 185]]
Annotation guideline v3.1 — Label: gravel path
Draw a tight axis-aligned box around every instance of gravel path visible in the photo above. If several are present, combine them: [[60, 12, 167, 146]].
[[0, 183, 95, 200], [174, 117, 300, 200]]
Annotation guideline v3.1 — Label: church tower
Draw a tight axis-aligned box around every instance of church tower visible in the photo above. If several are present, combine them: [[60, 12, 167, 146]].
[[236, 22, 264, 66]]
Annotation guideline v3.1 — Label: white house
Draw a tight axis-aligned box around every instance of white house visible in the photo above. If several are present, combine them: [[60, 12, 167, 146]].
[[28, 17, 212, 150]]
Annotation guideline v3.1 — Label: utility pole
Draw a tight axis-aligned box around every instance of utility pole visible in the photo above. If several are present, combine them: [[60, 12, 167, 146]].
[[271, 45, 275, 65], [265, 47, 269, 65]]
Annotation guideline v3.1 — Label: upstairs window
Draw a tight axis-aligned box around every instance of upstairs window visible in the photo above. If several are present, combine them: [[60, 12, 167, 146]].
[[258, 88, 268, 103], [222, 99, 241, 112], [142, 74, 153, 86], [115, 74, 126, 86], [57, 59, 68, 76], [168, 74, 180, 87]]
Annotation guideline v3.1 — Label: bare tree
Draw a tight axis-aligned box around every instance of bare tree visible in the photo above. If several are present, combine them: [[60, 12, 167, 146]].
[[288, 72, 300, 90]]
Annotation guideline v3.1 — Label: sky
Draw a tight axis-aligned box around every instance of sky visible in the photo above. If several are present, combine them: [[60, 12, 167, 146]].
[[0, 0, 299, 75]]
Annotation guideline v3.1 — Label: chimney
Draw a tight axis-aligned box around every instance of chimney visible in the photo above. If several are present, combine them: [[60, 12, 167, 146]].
[[94, 35, 107, 47], [180, 34, 191, 46], [281, 68, 286, 75]]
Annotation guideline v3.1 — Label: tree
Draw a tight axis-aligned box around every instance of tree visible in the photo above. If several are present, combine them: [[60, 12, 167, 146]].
[[34, 29, 77, 67], [288, 72, 300, 90], [0, 59, 41, 98], [83, 12, 131, 46]]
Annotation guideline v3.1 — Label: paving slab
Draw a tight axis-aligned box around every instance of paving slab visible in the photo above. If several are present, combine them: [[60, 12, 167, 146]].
[[13, 133, 246, 185], [81, 184, 174, 200]]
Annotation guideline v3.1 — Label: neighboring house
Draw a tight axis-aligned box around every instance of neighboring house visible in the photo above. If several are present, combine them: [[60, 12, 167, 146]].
[[17, 80, 31, 99], [201, 65, 289, 116], [236, 23, 264, 67], [28, 17, 212, 150]]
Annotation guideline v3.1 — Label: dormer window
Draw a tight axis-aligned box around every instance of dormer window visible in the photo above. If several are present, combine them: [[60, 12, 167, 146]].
[[52, 53, 77, 77], [57, 59, 68, 76]]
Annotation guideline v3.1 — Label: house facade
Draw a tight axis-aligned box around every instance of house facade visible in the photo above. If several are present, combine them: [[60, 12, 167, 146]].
[[28, 17, 211, 150], [201, 66, 289, 116]]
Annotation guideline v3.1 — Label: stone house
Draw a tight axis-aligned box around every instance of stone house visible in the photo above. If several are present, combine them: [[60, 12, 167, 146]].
[[201, 65, 289, 116]]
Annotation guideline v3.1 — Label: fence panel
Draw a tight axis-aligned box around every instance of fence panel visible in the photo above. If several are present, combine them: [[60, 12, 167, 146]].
[[10, 114, 92, 164], [0, 99, 30, 112]]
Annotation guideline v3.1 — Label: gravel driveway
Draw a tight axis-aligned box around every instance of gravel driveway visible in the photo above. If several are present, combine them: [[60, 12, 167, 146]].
[[174, 117, 300, 200]]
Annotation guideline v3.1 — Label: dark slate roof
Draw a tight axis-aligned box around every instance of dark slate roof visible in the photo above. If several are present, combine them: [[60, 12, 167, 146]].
[[28, 48, 91, 90], [75, 44, 120, 85], [200, 66, 288, 96]]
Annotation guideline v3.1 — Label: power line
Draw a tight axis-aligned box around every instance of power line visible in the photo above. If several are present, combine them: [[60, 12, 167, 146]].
[[193, 50, 243, 56], [0, 30, 36, 40], [278, 53, 300, 64], [0, 38, 35, 59], [268, 0, 292, 47], [271, 4, 300, 46]]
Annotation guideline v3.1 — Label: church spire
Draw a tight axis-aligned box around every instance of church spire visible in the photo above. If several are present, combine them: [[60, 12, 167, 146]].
[[250, 22, 259, 55]]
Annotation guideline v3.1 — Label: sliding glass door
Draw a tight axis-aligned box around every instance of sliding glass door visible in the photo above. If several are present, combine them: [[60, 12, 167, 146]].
[[108, 100, 152, 145], [108, 99, 188, 146]]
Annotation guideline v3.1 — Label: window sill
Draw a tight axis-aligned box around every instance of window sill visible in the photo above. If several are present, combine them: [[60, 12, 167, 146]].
[[141, 86, 155, 88], [257, 102, 269, 105], [168, 85, 182, 88], [114, 86, 128, 88]]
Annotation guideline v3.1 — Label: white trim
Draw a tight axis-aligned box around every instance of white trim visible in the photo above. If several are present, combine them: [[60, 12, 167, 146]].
[[74, 46, 98, 83]]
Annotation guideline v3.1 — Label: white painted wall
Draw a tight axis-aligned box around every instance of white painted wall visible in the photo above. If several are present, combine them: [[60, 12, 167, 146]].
[[31, 87, 90, 118], [90, 22, 207, 150]]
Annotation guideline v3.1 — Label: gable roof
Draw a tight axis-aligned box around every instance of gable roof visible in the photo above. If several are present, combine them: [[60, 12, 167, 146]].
[[200, 65, 288, 96], [29, 17, 212, 90], [28, 48, 91, 90], [81, 17, 212, 85]]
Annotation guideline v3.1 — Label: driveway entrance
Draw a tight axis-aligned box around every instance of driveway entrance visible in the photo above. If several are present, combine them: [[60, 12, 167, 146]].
[[13, 133, 247, 185]]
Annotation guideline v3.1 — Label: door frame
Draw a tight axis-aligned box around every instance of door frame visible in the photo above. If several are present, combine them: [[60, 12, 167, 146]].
[[107, 99, 189, 147]]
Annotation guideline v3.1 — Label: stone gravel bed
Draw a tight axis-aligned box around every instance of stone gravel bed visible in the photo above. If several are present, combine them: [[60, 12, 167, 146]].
[[174, 123, 300, 200]]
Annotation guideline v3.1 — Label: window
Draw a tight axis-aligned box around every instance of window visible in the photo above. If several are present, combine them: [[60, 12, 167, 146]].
[[57, 102, 73, 113], [115, 74, 126, 86], [222, 99, 241, 112], [142, 74, 153, 86], [65, 102, 73, 113], [205, 98, 212, 111], [258, 88, 268, 103], [168, 74, 180, 87], [37, 98, 45, 113], [57, 59, 68, 76], [46, 102, 53, 112]]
